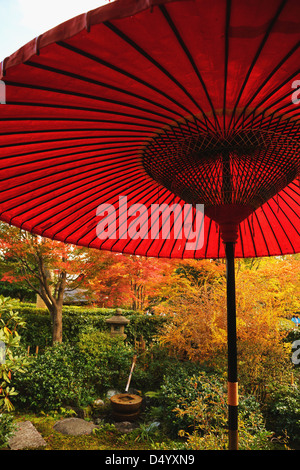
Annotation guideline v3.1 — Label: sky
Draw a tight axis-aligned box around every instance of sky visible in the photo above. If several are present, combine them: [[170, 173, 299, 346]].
[[0, 0, 109, 61]]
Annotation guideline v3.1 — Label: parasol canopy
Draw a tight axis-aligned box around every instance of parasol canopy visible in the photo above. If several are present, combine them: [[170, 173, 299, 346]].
[[0, 0, 299, 258], [0, 0, 299, 450]]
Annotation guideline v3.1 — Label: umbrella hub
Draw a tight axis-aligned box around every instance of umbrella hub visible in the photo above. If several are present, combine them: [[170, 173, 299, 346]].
[[205, 204, 253, 242], [142, 126, 299, 242]]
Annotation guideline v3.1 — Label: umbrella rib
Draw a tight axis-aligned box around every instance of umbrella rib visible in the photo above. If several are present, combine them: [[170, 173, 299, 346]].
[[229, 0, 288, 130], [104, 21, 216, 133], [0, 146, 142, 182], [7, 99, 167, 126], [260, 204, 283, 255], [34, 170, 153, 239], [238, 224, 245, 258], [1, 158, 144, 216], [0, 135, 147, 153], [0, 144, 145, 181], [204, 218, 213, 259], [246, 217, 258, 257], [0, 128, 156, 139], [57, 40, 205, 130], [107, 187, 165, 253], [239, 73, 300, 130], [158, 199, 188, 259], [24, 60, 186, 121], [159, 4, 222, 133], [142, 194, 184, 257], [217, 224, 221, 259], [2, 169, 147, 231], [250, 97, 300, 133], [23, 170, 153, 237], [277, 192, 300, 234], [288, 180, 300, 194], [86, 182, 164, 249], [0, 132, 146, 162], [122, 190, 174, 257], [266, 200, 296, 252], [253, 210, 270, 256], [234, 41, 300, 129], [6, 81, 172, 124], [132, 190, 184, 258], [0, 134, 148, 160], [180, 204, 194, 260], [188, 209, 205, 259], [0, 116, 163, 127], [79, 182, 171, 248], [281, 185, 300, 208], [0, 156, 142, 205]]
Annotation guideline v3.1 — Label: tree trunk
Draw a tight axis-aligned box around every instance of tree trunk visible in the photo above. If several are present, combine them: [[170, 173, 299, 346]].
[[51, 303, 63, 344]]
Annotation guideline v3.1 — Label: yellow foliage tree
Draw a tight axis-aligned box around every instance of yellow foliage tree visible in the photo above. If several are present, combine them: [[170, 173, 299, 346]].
[[156, 256, 299, 396]]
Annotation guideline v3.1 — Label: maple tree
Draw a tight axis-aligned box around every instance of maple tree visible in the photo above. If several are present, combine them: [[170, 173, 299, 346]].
[[0, 222, 92, 344], [155, 259, 227, 362], [86, 250, 175, 310]]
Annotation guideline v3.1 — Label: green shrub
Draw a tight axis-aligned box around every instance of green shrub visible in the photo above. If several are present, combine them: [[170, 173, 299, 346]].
[[132, 345, 187, 392], [77, 330, 135, 393], [13, 331, 137, 412], [2, 304, 168, 351], [158, 366, 273, 447], [0, 296, 31, 412], [160, 368, 225, 437], [266, 384, 300, 441], [0, 413, 16, 449], [126, 314, 169, 345], [13, 343, 95, 411]]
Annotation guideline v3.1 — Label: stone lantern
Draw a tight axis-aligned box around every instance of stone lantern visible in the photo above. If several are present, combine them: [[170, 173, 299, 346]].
[[106, 308, 130, 340]]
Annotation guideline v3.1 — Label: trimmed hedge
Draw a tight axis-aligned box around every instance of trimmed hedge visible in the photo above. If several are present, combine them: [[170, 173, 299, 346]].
[[2, 303, 169, 350]]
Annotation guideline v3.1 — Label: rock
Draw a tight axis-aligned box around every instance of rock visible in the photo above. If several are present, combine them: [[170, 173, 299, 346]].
[[9, 421, 47, 450], [93, 399, 105, 408], [107, 389, 120, 399], [114, 421, 139, 434], [53, 417, 98, 436]]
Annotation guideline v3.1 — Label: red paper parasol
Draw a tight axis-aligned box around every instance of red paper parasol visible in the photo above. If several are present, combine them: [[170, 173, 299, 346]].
[[0, 0, 299, 449]]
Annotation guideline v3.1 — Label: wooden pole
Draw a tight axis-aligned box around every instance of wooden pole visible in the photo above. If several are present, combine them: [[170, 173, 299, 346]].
[[226, 242, 238, 450]]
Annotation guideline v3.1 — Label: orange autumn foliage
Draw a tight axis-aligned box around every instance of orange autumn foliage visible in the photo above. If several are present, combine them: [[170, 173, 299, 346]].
[[156, 256, 299, 371]]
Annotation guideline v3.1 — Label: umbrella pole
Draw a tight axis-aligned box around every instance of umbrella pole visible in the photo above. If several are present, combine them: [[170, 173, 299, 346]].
[[225, 241, 238, 450]]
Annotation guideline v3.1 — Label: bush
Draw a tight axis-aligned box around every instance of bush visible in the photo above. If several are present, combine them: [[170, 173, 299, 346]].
[[126, 314, 169, 345], [13, 331, 136, 412], [157, 365, 275, 449], [2, 304, 168, 351], [13, 343, 95, 411], [77, 330, 135, 393], [0, 296, 31, 412], [0, 413, 16, 449], [266, 384, 300, 441], [159, 368, 225, 437], [132, 344, 182, 391]]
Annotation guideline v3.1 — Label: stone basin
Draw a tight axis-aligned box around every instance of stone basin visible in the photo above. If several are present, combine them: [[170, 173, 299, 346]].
[[110, 393, 142, 414]]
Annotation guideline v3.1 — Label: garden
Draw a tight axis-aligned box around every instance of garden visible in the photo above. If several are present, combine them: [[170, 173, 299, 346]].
[[1, 265, 300, 452], [0, 226, 299, 451]]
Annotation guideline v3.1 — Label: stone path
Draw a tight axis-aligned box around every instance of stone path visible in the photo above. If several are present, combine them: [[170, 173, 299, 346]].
[[53, 417, 98, 436], [8, 421, 47, 450], [7, 417, 138, 450]]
